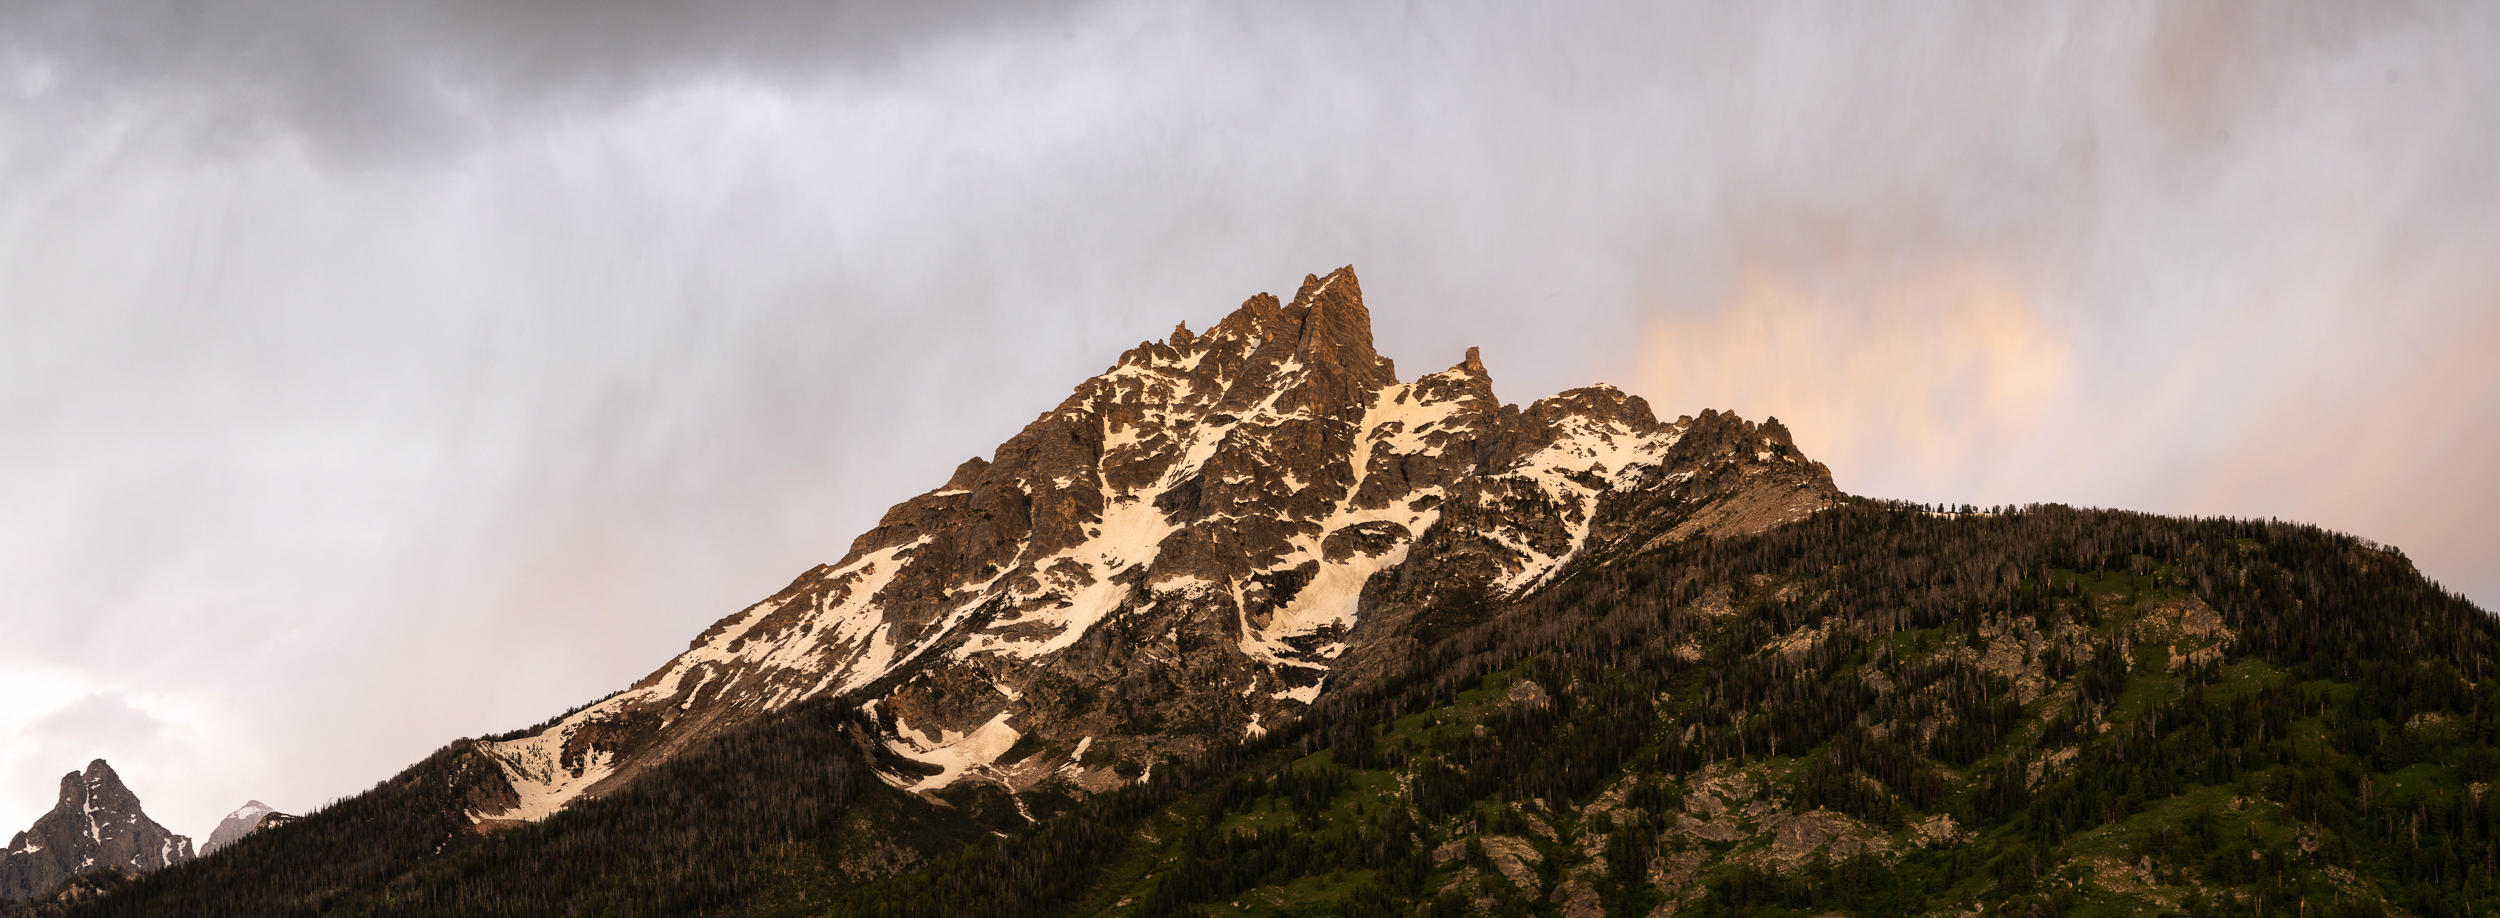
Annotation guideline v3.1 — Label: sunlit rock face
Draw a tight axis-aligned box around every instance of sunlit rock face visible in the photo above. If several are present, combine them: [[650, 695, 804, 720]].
[[467, 266, 1840, 823], [0, 760, 194, 902]]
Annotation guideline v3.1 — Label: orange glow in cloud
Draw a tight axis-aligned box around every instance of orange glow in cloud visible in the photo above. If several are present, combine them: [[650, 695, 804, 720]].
[[1636, 265, 2070, 497]]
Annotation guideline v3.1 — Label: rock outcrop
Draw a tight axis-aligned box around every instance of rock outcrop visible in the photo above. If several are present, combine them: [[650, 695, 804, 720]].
[[0, 761, 192, 902], [468, 266, 1841, 824]]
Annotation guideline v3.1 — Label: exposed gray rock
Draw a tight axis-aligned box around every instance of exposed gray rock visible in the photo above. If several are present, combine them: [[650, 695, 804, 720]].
[[0, 761, 192, 902], [465, 266, 1842, 825]]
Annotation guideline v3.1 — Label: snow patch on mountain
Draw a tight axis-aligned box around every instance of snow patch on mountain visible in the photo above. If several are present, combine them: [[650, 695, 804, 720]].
[[473, 724, 617, 824], [1493, 412, 1685, 592], [882, 709, 1024, 792], [453, 267, 1840, 825]]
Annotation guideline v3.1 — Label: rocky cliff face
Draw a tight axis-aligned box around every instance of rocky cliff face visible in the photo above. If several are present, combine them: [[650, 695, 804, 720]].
[[0, 761, 192, 902], [468, 267, 1840, 824]]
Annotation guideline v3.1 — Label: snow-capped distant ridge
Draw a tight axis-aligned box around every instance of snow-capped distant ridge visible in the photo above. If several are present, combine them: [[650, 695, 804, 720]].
[[224, 800, 273, 821], [1, 760, 193, 903], [199, 800, 288, 857], [463, 266, 1841, 825]]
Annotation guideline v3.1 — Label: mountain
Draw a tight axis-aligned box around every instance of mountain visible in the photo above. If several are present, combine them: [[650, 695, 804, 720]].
[[463, 266, 1838, 826], [196, 803, 287, 858], [63, 267, 2500, 917], [0, 761, 191, 903]]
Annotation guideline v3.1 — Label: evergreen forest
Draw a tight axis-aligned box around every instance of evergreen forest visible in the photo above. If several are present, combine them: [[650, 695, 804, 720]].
[[48, 501, 2500, 917]]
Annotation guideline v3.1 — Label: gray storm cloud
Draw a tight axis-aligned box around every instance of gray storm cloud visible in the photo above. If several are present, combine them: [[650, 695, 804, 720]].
[[2, 0, 2493, 838], [0, 0, 1085, 161]]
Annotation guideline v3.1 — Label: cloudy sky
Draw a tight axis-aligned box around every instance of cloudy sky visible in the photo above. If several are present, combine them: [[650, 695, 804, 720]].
[[2, 1, 2494, 840]]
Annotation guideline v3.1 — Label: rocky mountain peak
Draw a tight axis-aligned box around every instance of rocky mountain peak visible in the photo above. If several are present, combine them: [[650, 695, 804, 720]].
[[1414, 346, 1496, 401], [1281, 266, 1398, 388], [197, 800, 286, 857], [56, 762, 135, 816], [2, 760, 192, 902], [462, 266, 1842, 826]]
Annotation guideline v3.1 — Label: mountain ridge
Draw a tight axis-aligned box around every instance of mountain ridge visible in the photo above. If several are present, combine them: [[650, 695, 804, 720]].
[[60, 266, 2498, 917], [464, 266, 1840, 826]]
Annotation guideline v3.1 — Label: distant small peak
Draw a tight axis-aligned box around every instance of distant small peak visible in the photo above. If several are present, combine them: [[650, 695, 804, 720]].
[[1169, 322, 1194, 347], [1460, 346, 1486, 376]]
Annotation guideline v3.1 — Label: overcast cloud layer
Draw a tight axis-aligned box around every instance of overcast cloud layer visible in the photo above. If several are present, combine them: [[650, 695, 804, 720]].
[[2, 0, 2493, 840]]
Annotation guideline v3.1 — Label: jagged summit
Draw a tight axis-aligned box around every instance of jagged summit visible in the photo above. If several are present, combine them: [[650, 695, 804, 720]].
[[72, 269, 2496, 917], [463, 266, 1840, 825], [0, 760, 192, 902]]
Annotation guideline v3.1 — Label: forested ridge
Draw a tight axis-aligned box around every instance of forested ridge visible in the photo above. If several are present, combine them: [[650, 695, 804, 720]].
[[59, 501, 2500, 917]]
